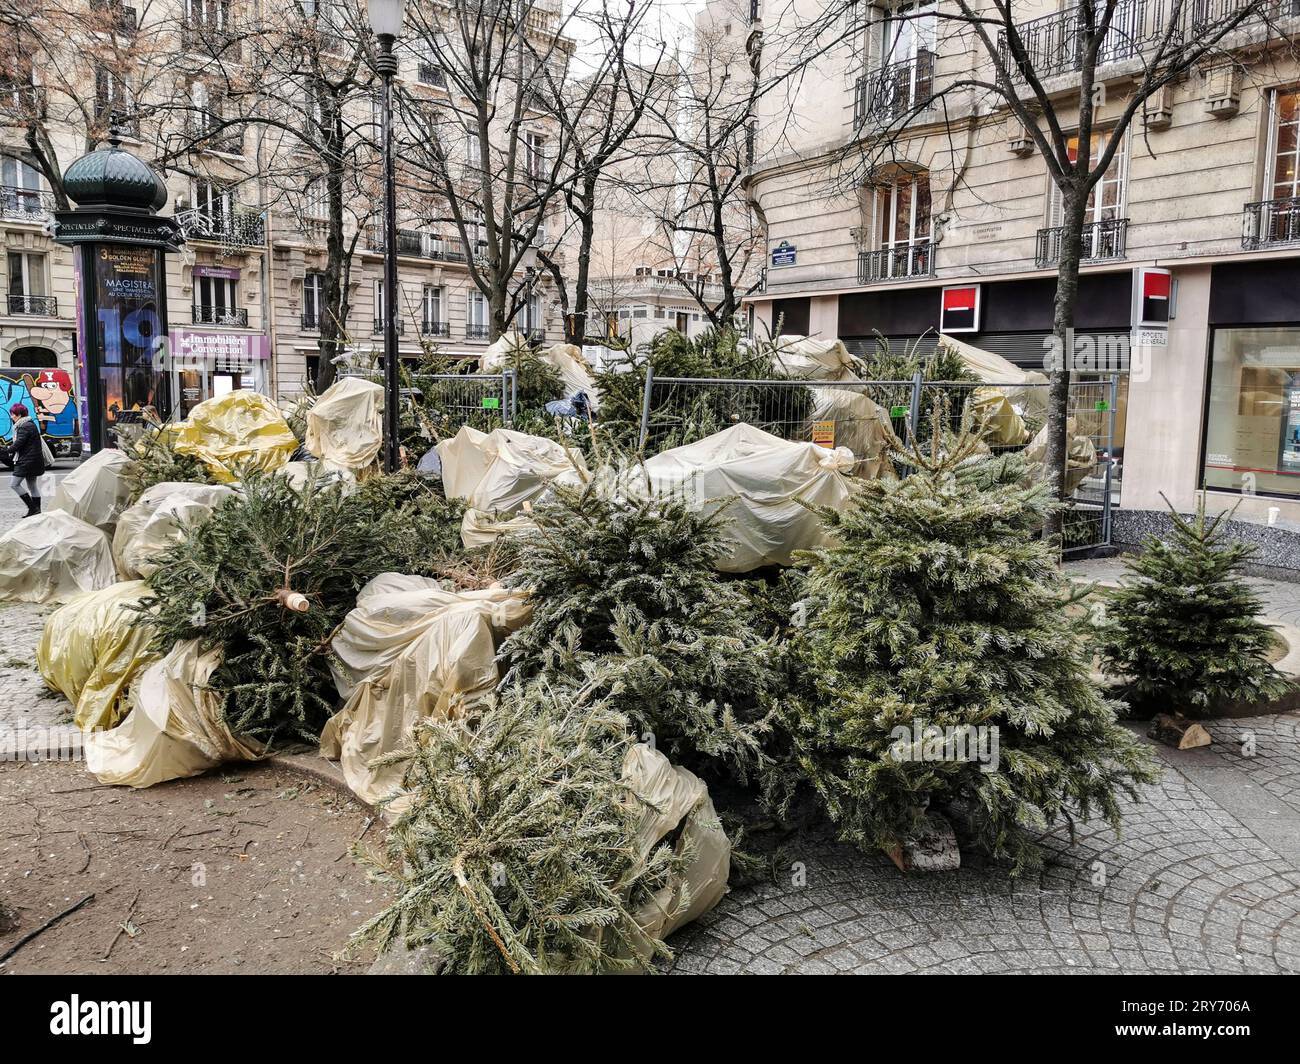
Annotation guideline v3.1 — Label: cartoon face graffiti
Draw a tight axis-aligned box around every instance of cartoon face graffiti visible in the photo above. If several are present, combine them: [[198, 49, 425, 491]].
[[28, 369, 77, 437]]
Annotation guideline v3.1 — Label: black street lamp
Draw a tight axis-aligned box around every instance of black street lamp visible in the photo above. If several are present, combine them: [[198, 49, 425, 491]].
[[368, 0, 406, 472]]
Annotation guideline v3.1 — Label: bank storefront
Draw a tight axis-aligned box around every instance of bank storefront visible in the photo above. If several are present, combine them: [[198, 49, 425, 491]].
[[1202, 258, 1300, 503]]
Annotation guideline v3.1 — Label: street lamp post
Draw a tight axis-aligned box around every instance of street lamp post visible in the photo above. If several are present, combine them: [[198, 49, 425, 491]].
[[368, 0, 406, 472]]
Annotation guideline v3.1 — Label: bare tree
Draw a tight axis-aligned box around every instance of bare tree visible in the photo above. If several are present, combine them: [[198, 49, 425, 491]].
[[392, 0, 576, 341], [779, 0, 1297, 536]]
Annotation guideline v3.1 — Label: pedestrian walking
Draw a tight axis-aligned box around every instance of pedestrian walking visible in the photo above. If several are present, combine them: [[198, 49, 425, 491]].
[[4, 402, 48, 518]]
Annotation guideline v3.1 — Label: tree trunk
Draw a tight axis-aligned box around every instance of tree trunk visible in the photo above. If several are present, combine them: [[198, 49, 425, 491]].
[[1042, 188, 1087, 542], [315, 125, 348, 394], [568, 178, 598, 345]]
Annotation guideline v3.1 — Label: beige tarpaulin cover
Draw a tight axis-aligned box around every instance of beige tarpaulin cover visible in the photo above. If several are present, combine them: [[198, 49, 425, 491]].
[[641, 424, 856, 572], [37, 580, 156, 732], [482, 334, 602, 410], [112, 481, 236, 579], [621, 743, 730, 959], [938, 334, 1049, 421], [479, 331, 528, 369], [305, 377, 384, 472], [0, 510, 117, 604], [762, 335, 897, 476], [969, 386, 1030, 447], [47, 448, 133, 534], [171, 391, 299, 483], [436, 425, 585, 547], [320, 573, 531, 807], [85, 639, 265, 788], [769, 335, 857, 382], [460, 509, 537, 549], [1023, 416, 1097, 493]]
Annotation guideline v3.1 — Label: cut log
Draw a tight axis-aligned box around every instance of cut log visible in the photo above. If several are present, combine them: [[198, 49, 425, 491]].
[[272, 588, 310, 612], [1148, 712, 1212, 750], [884, 811, 960, 873]]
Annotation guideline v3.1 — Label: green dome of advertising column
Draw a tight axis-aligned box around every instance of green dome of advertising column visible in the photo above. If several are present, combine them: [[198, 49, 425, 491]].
[[51, 127, 184, 451]]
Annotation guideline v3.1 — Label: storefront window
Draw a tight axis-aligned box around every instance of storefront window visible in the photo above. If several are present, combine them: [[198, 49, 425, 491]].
[[1203, 326, 1300, 498]]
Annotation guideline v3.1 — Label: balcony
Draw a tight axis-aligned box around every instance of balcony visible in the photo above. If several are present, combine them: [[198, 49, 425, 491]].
[[465, 324, 490, 341], [523, 327, 546, 343], [1036, 217, 1129, 267], [1243, 195, 1300, 249], [373, 318, 406, 336], [368, 226, 469, 263], [192, 305, 249, 327], [176, 206, 265, 247], [0, 186, 56, 222], [7, 294, 58, 316], [858, 242, 934, 284], [421, 320, 451, 337], [91, 1, 137, 35], [1, 84, 46, 120], [181, 23, 241, 60], [854, 52, 934, 131], [417, 62, 446, 88], [300, 218, 329, 244], [184, 115, 245, 155]]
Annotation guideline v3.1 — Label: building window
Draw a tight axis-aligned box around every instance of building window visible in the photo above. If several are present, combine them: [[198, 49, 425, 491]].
[[466, 290, 488, 338], [1203, 326, 1300, 499], [6, 251, 50, 314], [1046, 130, 1127, 259], [1269, 89, 1300, 201], [193, 273, 241, 326], [303, 271, 324, 328], [863, 168, 931, 280], [422, 284, 443, 329], [1, 155, 43, 218], [186, 0, 231, 34], [94, 67, 134, 128], [524, 132, 546, 180]]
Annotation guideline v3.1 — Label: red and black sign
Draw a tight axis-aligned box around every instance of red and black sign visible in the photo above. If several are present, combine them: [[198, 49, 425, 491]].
[[940, 284, 981, 333], [1138, 267, 1171, 325]]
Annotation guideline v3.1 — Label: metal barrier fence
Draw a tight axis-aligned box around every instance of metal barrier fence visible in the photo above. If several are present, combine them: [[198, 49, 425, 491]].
[[341, 368, 515, 433], [638, 370, 1119, 554]]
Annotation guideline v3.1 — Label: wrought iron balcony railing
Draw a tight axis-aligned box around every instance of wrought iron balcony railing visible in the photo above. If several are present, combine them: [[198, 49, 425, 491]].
[[858, 242, 934, 284], [465, 324, 490, 340], [421, 320, 451, 337], [91, 1, 137, 35], [373, 318, 406, 335], [368, 226, 469, 263], [0, 186, 56, 221], [524, 327, 546, 343], [417, 62, 446, 87], [1036, 217, 1129, 267], [6, 294, 58, 316], [176, 206, 265, 247], [1243, 195, 1300, 249], [302, 309, 321, 331], [181, 23, 242, 59], [192, 305, 249, 327], [854, 51, 935, 130]]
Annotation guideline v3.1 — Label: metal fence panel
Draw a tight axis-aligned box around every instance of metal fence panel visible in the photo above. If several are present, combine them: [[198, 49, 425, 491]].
[[341, 368, 514, 434], [637, 370, 1118, 553]]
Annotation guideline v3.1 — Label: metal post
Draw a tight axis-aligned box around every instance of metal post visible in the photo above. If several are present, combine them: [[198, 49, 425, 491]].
[[907, 369, 923, 443], [377, 35, 401, 473], [638, 365, 655, 452], [509, 368, 517, 425], [1103, 372, 1118, 547]]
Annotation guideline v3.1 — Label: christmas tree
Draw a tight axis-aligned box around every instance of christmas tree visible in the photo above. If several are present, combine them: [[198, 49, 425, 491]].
[[1098, 498, 1291, 715], [782, 410, 1156, 873], [352, 678, 684, 974], [138, 469, 466, 744], [499, 472, 781, 781]]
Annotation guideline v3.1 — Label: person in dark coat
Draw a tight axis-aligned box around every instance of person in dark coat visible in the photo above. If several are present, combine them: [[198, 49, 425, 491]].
[[6, 402, 46, 517]]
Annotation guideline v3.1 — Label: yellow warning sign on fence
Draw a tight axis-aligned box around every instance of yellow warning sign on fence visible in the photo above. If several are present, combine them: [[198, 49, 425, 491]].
[[811, 420, 836, 448]]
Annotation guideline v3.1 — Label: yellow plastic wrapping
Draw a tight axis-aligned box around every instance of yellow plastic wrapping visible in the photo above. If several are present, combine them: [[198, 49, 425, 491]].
[[1023, 416, 1097, 494], [938, 333, 1050, 421], [640, 425, 857, 572], [111, 481, 236, 579], [85, 639, 265, 789], [171, 391, 299, 483], [321, 573, 532, 809], [304, 377, 384, 472], [620, 743, 730, 963], [969, 386, 1030, 447], [36, 580, 157, 732], [46, 448, 133, 534], [0, 510, 118, 604]]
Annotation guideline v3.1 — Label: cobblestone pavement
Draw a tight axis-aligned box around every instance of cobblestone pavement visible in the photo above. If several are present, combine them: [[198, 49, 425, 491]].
[[4, 490, 1300, 975]]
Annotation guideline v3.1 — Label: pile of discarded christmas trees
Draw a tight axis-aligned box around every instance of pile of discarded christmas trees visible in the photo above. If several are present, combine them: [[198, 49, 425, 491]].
[[3, 329, 1287, 974]]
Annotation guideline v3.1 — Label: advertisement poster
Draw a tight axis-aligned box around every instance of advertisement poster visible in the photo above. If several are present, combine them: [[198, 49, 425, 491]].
[[1280, 374, 1300, 474], [92, 243, 171, 432]]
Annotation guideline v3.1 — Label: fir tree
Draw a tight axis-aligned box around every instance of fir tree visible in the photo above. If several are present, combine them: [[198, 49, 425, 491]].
[[352, 679, 684, 974], [138, 469, 467, 743], [499, 473, 781, 780], [1098, 499, 1291, 715], [781, 411, 1157, 874]]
